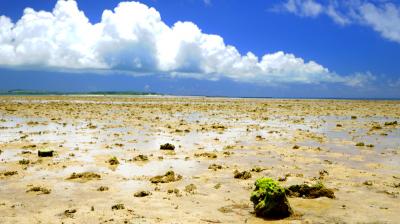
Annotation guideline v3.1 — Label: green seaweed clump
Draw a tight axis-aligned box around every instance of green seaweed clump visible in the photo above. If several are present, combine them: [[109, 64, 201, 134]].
[[285, 182, 335, 199], [250, 178, 293, 219]]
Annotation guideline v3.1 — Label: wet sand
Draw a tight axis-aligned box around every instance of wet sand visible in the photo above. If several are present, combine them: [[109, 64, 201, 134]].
[[0, 96, 399, 223]]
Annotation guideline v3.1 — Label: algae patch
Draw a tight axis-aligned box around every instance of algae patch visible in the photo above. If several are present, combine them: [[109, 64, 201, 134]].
[[250, 177, 293, 219]]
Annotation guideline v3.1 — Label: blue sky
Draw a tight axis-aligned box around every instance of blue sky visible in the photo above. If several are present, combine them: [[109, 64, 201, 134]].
[[0, 0, 399, 98]]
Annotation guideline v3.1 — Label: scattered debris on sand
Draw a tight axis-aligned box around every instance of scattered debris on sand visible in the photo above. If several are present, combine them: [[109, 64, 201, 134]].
[[195, 152, 217, 159]]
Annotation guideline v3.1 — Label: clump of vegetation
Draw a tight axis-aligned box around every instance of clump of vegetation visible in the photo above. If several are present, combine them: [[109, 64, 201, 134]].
[[67, 172, 101, 181], [250, 178, 293, 219], [251, 166, 266, 173], [160, 143, 175, 150], [134, 190, 152, 197], [150, 171, 182, 183], [111, 204, 125, 210], [97, 186, 109, 191], [18, 159, 30, 165], [108, 156, 119, 165], [370, 125, 382, 131], [26, 186, 51, 195], [38, 149, 54, 157], [208, 163, 222, 171], [384, 121, 397, 126], [285, 182, 335, 199], [167, 188, 181, 196], [184, 184, 197, 194], [355, 142, 365, 147], [351, 116, 357, 119], [195, 152, 217, 159], [133, 154, 149, 161], [234, 170, 252, 180]]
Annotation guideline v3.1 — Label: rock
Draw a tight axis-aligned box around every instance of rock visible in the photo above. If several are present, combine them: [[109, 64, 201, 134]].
[[18, 159, 30, 165], [26, 186, 51, 194], [97, 186, 109, 191], [67, 172, 101, 181], [234, 170, 252, 180], [208, 164, 222, 171], [108, 156, 119, 165], [384, 121, 397, 126], [38, 149, 54, 157], [133, 154, 149, 161], [355, 142, 365, 147], [134, 190, 151, 197], [251, 166, 265, 172], [150, 171, 182, 183], [285, 182, 335, 199], [160, 143, 175, 150], [1, 171, 18, 177], [363, 180, 373, 186], [111, 203, 125, 210], [250, 177, 293, 219]]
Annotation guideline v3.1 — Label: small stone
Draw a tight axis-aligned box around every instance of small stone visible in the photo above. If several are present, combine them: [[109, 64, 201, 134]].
[[134, 190, 151, 197], [38, 149, 54, 157], [111, 204, 125, 210], [234, 170, 252, 180], [160, 143, 175, 150]]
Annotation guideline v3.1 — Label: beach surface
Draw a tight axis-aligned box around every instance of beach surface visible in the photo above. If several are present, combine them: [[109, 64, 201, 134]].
[[0, 96, 399, 223]]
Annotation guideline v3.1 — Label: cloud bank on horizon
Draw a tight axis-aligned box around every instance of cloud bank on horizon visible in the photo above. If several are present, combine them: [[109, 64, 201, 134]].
[[0, 0, 374, 86], [277, 0, 400, 44]]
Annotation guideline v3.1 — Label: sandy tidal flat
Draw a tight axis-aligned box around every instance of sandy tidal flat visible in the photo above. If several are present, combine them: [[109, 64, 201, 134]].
[[0, 96, 399, 223]]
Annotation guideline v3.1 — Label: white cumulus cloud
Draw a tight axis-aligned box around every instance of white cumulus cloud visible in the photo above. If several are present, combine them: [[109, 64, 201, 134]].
[[0, 0, 372, 86], [276, 0, 400, 44]]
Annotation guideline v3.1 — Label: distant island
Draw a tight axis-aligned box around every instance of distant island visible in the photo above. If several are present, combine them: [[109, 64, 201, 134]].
[[0, 89, 160, 96]]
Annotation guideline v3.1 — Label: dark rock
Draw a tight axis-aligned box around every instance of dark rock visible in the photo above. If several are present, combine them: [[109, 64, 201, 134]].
[[234, 170, 252, 180], [150, 170, 182, 183], [160, 143, 175, 150], [38, 149, 53, 157]]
